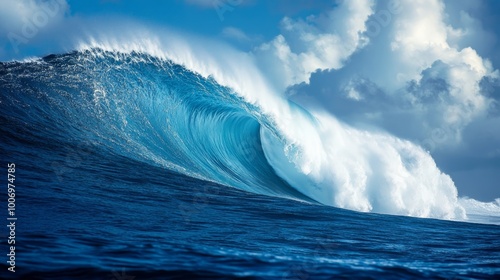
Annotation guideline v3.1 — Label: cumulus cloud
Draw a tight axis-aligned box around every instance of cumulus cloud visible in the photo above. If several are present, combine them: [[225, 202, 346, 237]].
[[285, 0, 497, 147], [389, 0, 497, 140], [254, 0, 375, 90]]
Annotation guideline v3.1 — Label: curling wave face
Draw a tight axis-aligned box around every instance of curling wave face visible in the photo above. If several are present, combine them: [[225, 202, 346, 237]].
[[0, 48, 471, 220]]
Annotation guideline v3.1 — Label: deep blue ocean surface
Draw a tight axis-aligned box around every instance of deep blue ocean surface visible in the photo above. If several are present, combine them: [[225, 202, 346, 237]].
[[1, 50, 499, 279]]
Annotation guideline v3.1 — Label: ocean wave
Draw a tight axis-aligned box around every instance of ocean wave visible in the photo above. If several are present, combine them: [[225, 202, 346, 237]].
[[2, 44, 498, 222]]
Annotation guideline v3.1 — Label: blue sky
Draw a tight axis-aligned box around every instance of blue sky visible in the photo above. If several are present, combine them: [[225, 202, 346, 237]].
[[0, 0, 349, 59], [1, 0, 499, 202]]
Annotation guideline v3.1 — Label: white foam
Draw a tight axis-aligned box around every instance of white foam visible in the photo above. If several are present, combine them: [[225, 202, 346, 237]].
[[458, 198, 500, 225], [261, 109, 466, 220]]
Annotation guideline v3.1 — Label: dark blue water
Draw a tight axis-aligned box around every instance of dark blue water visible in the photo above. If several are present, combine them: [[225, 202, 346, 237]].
[[1, 50, 499, 279]]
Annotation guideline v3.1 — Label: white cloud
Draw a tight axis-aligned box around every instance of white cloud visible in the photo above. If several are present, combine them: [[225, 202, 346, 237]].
[[385, 0, 497, 144], [289, 0, 498, 148], [254, 0, 375, 90]]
